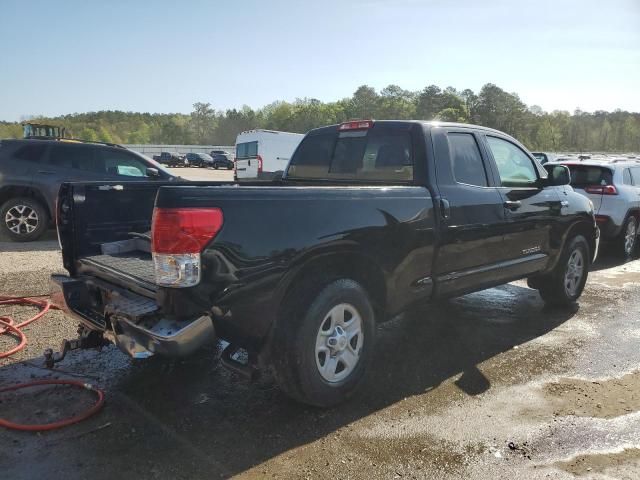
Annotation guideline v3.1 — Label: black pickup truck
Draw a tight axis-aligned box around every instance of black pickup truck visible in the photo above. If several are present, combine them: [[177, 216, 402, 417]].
[[51, 120, 598, 406]]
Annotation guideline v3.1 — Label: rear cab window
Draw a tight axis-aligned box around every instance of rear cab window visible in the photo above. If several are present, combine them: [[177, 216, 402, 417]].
[[286, 123, 413, 182]]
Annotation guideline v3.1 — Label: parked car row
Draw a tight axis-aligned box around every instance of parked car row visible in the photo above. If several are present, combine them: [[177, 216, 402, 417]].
[[152, 150, 235, 170]]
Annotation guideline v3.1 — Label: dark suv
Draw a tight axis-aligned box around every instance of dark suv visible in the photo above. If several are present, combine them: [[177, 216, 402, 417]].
[[158, 151, 187, 167], [185, 152, 213, 167], [0, 138, 175, 241], [211, 153, 234, 170]]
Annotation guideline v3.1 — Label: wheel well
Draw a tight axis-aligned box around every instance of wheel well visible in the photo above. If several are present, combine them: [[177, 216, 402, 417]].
[[568, 221, 597, 261], [0, 186, 51, 221], [277, 253, 387, 323]]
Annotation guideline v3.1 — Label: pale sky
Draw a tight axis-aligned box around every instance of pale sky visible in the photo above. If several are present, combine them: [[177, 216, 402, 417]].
[[1, 0, 638, 121]]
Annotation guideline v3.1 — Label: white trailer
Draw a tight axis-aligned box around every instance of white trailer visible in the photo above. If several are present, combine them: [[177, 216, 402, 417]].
[[234, 129, 304, 181]]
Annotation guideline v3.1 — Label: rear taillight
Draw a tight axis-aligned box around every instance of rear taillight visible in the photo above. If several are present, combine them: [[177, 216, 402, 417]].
[[151, 207, 223, 287], [585, 185, 618, 195], [257, 154, 263, 173], [338, 120, 374, 131], [595, 215, 609, 224]]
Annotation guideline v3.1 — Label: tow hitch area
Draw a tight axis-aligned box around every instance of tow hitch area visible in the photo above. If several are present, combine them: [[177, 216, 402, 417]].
[[43, 325, 110, 368], [50, 274, 216, 359]]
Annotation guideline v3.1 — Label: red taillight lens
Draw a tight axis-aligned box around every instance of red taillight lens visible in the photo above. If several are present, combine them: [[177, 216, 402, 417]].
[[595, 215, 609, 224], [338, 120, 374, 131], [257, 154, 263, 173], [585, 185, 617, 195], [152, 208, 223, 254]]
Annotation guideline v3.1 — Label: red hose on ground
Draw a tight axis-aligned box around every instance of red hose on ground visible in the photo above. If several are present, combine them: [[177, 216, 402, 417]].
[[0, 379, 105, 431], [0, 295, 106, 431], [0, 295, 54, 357]]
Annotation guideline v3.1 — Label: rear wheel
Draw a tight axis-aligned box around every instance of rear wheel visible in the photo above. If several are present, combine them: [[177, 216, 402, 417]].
[[0, 197, 48, 242], [619, 216, 638, 258], [271, 279, 375, 407], [537, 235, 589, 307], [213, 164, 219, 170]]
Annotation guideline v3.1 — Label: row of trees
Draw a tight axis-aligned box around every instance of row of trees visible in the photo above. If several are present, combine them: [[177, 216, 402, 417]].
[[2, 83, 639, 152]]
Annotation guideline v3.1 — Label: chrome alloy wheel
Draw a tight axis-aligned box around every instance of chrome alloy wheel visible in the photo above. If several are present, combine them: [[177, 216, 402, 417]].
[[315, 303, 364, 383], [5, 204, 39, 235], [624, 219, 637, 256], [564, 249, 585, 297]]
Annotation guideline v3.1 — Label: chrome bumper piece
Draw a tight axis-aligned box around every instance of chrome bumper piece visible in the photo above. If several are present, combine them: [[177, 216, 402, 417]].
[[50, 275, 214, 359]]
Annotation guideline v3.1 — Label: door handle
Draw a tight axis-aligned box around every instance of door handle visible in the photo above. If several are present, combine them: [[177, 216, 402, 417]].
[[504, 200, 522, 211], [440, 198, 451, 220], [37, 170, 55, 174]]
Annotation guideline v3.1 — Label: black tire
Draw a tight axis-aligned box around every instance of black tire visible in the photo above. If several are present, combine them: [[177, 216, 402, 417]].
[[227, 165, 233, 170], [271, 279, 375, 407], [538, 235, 590, 307], [0, 197, 48, 242], [213, 164, 219, 170], [618, 215, 638, 259]]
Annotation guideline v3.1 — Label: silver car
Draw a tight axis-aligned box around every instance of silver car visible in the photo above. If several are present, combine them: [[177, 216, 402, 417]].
[[559, 159, 640, 257]]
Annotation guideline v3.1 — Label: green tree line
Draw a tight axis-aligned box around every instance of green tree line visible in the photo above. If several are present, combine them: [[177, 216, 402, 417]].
[[2, 83, 639, 152]]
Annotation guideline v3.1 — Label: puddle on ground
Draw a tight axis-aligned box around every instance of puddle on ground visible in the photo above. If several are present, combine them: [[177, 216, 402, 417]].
[[553, 447, 640, 478], [544, 370, 640, 419]]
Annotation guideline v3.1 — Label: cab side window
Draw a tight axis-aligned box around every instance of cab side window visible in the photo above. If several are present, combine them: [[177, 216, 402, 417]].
[[623, 168, 632, 185], [447, 133, 488, 187], [486, 136, 538, 187]]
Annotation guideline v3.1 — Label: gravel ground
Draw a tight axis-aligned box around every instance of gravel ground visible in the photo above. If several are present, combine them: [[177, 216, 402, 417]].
[[168, 166, 234, 182], [1, 233, 640, 479]]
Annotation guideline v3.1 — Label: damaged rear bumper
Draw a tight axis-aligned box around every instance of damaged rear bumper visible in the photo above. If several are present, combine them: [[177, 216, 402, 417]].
[[50, 275, 215, 359]]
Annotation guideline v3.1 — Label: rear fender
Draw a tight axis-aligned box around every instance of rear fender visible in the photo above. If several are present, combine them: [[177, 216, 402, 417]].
[[542, 218, 598, 274]]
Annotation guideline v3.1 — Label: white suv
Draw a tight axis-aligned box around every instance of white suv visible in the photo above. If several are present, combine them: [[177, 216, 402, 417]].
[[559, 159, 640, 257]]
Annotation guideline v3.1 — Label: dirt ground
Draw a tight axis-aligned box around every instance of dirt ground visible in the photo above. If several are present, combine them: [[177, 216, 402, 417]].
[[167, 166, 234, 182], [1, 230, 640, 479]]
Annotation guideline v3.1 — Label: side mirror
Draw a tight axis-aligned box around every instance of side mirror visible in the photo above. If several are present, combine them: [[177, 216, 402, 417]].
[[147, 167, 160, 178], [544, 164, 570, 186]]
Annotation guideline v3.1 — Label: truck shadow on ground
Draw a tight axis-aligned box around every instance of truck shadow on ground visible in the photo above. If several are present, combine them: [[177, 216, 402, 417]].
[[72, 283, 576, 478]]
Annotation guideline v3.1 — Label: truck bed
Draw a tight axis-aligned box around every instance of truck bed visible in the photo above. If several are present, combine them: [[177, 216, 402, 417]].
[[78, 252, 156, 290]]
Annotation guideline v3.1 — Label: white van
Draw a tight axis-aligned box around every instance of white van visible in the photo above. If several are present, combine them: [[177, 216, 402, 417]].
[[234, 129, 304, 181]]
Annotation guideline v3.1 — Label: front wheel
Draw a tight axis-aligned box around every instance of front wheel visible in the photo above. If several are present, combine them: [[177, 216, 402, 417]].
[[271, 279, 375, 407], [213, 164, 219, 170], [538, 235, 590, 307]]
